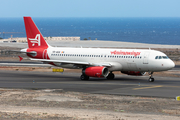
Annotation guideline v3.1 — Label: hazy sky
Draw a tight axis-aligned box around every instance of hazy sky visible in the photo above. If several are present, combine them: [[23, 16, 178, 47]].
[[1, 0, 180, 18]]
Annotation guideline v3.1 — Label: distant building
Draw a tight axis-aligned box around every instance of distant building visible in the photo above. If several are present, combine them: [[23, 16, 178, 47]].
[[1, 36, 80, 43]]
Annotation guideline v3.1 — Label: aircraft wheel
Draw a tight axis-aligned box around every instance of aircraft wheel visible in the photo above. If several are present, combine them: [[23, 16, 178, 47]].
[[106, 73, 115, 80], [80, 74, 89, 80], [148, 77, 154, 82], [148, 72, 154, 82]]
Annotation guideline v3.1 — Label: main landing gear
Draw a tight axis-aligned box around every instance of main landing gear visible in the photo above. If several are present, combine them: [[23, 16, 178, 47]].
[[80, 74, 89, 80], [106, 72, 115, 80], [148, 72, 154, 82], [80, 67, 89, 80]]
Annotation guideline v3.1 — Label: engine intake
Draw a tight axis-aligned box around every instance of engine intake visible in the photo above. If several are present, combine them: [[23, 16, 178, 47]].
[[121, 71, 146, 76], [83, 66, 109, 78]]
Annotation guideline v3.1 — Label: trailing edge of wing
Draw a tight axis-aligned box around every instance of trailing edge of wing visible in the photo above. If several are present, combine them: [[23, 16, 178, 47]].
[[30, 58, 90, 65], [30, 58, 112, 67]]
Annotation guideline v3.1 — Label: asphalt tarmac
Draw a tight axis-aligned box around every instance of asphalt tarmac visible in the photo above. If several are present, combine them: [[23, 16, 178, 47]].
[[0, 70, 180, 98]]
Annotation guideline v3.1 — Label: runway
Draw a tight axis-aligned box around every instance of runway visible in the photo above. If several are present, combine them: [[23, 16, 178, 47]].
[[0, 70, 180, 98]]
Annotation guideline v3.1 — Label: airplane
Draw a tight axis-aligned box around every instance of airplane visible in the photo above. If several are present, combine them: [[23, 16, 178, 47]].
[[19, 16, 175, 82]]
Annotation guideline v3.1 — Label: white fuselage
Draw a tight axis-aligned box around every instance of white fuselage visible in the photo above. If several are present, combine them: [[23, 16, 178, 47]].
[[46, 47, 175, 72]]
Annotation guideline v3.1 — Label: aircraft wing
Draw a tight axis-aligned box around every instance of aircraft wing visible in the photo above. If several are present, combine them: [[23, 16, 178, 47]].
[[30, 58, 112, 67]]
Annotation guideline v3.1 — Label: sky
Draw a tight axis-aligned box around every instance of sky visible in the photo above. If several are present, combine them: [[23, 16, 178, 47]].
[[0, 0, 180, 18]]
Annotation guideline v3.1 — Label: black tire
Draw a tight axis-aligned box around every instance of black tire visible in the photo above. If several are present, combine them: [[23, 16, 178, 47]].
[[106, 73, 115, 80], [148, 78, 154, 82], [80, 75, 89, 80]]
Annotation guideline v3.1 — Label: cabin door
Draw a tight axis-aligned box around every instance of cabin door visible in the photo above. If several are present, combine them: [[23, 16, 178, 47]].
[[143, 52, 150, 64]]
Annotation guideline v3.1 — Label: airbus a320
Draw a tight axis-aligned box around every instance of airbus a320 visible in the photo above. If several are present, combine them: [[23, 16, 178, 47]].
[[20, 17, 175, 82]]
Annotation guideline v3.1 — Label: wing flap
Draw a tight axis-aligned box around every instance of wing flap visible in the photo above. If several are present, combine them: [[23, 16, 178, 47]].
[[30, 58, 90, 65], [30, 58, 112, 67]]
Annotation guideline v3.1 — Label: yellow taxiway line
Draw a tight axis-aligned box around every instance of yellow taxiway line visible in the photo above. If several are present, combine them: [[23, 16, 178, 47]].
[[133, 85, 163, 90]]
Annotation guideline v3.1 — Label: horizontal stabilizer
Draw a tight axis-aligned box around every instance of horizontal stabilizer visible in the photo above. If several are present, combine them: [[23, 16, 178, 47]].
[[18, 56, 23, 61]]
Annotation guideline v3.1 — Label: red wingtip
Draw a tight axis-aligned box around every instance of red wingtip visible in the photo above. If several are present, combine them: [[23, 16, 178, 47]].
[[18, 56, 23, 61]]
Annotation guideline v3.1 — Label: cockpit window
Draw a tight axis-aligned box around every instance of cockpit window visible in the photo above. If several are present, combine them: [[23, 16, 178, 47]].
[[162, 56, 169, 59], [155, 56, 169, 59]]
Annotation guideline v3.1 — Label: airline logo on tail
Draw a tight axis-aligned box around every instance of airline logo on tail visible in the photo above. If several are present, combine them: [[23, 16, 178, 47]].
[[29, 34, 41, 46]]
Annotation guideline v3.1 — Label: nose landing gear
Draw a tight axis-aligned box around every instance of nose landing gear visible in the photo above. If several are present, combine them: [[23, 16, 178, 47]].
[[148, 72, 154, 82]]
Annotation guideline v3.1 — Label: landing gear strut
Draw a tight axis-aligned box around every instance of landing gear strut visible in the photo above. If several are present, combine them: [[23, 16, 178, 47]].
[[148, 72, 154, 82], [106, 72, 115, 80]]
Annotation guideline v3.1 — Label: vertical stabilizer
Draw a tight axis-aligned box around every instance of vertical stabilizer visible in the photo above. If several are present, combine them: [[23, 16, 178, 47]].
[[24, 17, 49, 48]]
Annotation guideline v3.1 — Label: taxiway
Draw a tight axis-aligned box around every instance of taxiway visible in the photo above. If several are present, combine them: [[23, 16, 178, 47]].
[[0, 70, 179, 98]]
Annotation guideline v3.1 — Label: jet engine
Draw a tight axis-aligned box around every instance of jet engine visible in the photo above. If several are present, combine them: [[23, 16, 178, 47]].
[[121, 71, 146, 76], [83, 66, 109, 77]]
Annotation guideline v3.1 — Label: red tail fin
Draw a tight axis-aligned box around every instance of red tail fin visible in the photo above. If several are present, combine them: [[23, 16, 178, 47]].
[[23, 17, 49, 48]]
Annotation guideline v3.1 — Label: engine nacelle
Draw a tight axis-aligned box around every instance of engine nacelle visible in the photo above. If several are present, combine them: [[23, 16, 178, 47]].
[[121, 71, 146, 76], [83, 66, 109, 78]]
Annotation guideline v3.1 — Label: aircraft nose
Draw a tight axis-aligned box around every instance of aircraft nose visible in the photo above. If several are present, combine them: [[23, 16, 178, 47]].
[[167, 60, 175, 70], [172, 61, 175, 68]]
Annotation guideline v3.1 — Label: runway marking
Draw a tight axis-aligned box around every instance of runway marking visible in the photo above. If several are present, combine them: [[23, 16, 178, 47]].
[[133, 85, 163, 90]]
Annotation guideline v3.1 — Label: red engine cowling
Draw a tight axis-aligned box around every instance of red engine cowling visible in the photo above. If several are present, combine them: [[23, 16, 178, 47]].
[[83, 66, 109, 78], [121, 71, 146, 76]]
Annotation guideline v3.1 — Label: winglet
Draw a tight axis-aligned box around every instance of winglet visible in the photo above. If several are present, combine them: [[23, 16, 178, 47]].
[[18, 56, 23, 61]]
